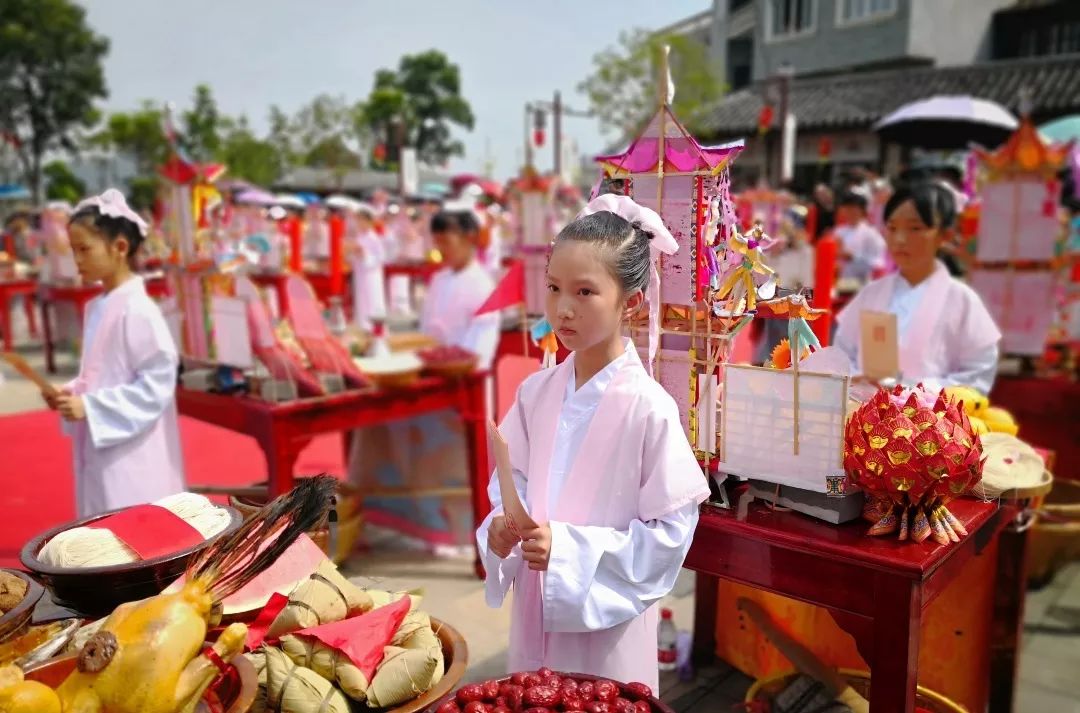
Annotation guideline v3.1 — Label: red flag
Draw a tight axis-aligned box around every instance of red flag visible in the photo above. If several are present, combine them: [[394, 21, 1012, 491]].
[[475, 260, 525, 315]]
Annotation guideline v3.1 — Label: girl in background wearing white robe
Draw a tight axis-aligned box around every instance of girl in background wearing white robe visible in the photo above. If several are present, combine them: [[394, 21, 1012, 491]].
[[350, 210, 500, 554], [477, 197, 710, 688], [43, 189, 184, 517], [348, 205, 387, 331], [835, 181, 1002, 394]]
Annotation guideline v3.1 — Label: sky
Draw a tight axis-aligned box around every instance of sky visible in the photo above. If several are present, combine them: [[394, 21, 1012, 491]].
[[79, 0, 711, 181]]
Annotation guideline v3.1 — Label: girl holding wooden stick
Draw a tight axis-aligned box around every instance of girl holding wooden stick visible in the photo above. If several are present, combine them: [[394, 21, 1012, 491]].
[[477, 194, 709, 689]]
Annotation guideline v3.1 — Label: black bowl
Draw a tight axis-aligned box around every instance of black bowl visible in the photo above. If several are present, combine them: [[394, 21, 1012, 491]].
[[20, 506, 243, 618]]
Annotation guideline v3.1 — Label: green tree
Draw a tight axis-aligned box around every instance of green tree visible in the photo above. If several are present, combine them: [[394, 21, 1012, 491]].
[[361, 50, 474, 166], [0, 0, 109, 202], [578, 29, 725, 138], [217, 116, 284, 187], [90, 102, 169, 174], [42, 160, 86, 203], [127, 176, 158, 212], [183, 84, 222, 163]]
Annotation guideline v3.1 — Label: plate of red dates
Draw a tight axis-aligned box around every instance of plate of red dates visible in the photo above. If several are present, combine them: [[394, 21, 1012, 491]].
[[427, 668, 674, 713], [417, 345, 479, 378]]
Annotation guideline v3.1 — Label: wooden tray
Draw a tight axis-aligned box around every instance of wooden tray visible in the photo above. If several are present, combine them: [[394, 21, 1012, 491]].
[[0, 569, 44, 644]]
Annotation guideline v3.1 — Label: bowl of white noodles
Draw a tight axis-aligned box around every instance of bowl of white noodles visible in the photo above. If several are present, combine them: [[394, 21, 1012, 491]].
[[20, 493, 242, 617]]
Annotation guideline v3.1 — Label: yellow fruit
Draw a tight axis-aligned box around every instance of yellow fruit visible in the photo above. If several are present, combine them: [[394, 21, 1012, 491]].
[[944, 386, 988, 415], [980, 406, 1019, 436], [0, 680, 61, 713], [969, 416, 990, 435]]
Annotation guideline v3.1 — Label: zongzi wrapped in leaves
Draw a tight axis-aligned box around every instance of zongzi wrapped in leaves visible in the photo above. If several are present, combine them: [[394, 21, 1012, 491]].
[[365, 645, 439, 708], [364, 587, 422, 612], [245, 649, 267, 713], [268, 560, 372, 638], [401, 622, 444, 686], [390, 610, 430, 646], [265, 646, 350, 713], [279, 634, 370, 702]]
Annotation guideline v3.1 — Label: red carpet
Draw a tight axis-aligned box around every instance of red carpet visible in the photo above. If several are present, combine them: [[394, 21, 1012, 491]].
[[0, 409, 345, 568]]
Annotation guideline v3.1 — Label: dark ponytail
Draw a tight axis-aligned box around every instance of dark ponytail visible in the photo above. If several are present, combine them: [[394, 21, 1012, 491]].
[[553, 210, 651, 294]]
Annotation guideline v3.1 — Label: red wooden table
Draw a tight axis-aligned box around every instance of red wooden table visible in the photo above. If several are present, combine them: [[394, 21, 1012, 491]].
[[990, 375, 1080, 482], [249, 271, 292, 316], [40, 283, 100, 373], [0, 278, 38, 351], [686, 495, 1007, 713], [39, 277, 173, 373], [176, 371, 492, 575]]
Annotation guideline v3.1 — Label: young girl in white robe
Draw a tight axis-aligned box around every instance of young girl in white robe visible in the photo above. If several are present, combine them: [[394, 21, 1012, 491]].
[[476, 195, 711, 689], [43, 189, 185, 517], [835, 181, 1002, 394]]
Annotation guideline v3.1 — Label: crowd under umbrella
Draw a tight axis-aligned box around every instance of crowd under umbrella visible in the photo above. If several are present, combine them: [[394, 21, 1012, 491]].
[[874, 95, 1019, 150], [234, 188, 277, 206]]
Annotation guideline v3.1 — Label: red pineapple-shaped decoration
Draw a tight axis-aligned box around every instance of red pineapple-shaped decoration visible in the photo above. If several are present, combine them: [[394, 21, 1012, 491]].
[[844, 384, 983, 545]]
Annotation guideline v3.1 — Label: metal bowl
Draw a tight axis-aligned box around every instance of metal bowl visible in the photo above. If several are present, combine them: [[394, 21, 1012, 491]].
[[20, 506, 243, 618], [0, 569, 44, 644]]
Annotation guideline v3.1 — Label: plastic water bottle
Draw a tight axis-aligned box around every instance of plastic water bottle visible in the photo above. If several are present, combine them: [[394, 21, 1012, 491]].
[[658, 608, 677, 671]]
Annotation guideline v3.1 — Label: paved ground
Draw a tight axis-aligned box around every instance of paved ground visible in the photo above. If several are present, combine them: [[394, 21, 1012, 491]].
[[2, 310, 1077, 711]]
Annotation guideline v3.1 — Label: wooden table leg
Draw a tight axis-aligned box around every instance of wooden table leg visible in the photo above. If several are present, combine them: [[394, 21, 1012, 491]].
[[41, 298, 56, 373], [0, 291, 11, 352], [692, 572, 719, 665], [989, 509, 1028, 713], [870, 574, 921, 713], [23, 293, 37, 338], [259, 421, 303, 497]]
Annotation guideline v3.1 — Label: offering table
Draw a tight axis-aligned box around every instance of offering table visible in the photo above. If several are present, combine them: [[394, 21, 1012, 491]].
[[686, 494, 1016, 713], [176, 370, 491, 576]]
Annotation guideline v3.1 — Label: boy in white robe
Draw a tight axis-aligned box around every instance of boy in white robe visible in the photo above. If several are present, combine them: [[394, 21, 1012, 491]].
[[477, 195, 710, 689], [835, 181, 1001, 394], [835, 190, 887, 286], [350, 209, 501, 552], [43, 190, 185, 517]]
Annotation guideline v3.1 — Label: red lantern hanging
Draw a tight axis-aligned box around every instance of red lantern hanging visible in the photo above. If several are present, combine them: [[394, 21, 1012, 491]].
[[533, 129, 546, 147], [818, 137, 832, 163], [373, 143, 387, 162], [757, 105, 775, 135]]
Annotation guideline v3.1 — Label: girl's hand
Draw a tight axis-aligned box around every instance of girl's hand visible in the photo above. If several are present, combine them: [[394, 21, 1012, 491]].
[[42, 387, 67, 411], [488, 515, 519, 559], [519, 524, 552, 571], [56, 393, 86, 421]]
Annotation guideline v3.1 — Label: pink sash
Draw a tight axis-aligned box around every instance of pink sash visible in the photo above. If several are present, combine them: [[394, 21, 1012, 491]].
[[513, 349, 642, 665], [70, 280, 138, 395]]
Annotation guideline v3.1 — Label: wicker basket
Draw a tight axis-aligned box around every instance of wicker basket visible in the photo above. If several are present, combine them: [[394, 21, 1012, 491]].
[[1027, 479, 1080, 587], [745, 669, 966, 713]]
